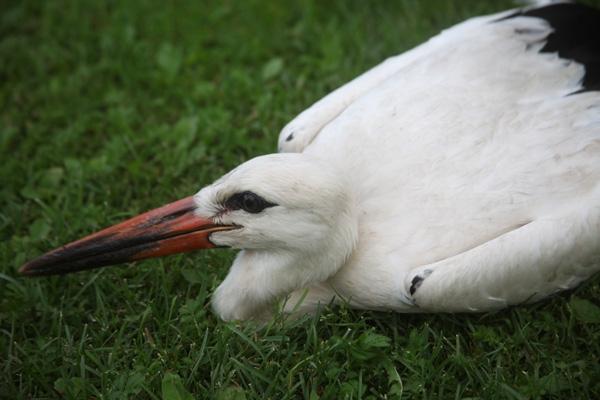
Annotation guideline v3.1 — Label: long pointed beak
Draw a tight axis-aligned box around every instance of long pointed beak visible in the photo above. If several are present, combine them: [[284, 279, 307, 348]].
[[19, 196, 235, 277]]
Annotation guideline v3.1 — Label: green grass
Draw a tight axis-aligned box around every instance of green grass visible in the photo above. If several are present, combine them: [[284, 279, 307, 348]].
[[2, 0, 600, 398]]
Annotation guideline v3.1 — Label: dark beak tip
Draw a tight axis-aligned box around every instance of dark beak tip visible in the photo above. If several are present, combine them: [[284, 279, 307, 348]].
[[18, 255, 55, 277], [18, 262, 38, 276]]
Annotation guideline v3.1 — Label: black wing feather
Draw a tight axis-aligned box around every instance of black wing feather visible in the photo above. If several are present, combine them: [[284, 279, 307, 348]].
[[501, 3, 600, 93]]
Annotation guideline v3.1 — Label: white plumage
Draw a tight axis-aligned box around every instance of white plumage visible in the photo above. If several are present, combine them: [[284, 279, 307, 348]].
[[203, 2, 600, 320]]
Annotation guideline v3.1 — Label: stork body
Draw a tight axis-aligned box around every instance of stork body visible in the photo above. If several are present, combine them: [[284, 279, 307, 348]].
[[270, 3, 600, 318], [21, 3, 600, 321]]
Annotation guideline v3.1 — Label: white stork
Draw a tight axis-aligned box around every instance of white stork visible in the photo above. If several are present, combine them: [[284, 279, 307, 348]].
[[20, 2, 600, 321]]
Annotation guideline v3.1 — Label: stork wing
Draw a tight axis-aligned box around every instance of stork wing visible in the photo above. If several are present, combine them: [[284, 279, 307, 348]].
[[278, 2, 600, 154]]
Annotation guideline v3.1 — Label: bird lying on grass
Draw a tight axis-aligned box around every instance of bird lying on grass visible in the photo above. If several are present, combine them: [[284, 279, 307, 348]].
[[20, 2, 600, 321]]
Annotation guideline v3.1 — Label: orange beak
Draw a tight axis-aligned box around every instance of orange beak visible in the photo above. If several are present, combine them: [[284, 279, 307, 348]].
[[19, 196, 236, 276]]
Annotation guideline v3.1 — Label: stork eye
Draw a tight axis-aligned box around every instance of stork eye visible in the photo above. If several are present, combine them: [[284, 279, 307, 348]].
[[224, 191, 276, 214]]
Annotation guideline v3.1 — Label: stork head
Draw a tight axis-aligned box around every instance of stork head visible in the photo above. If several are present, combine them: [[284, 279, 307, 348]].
[[19, 154, 358, 320]]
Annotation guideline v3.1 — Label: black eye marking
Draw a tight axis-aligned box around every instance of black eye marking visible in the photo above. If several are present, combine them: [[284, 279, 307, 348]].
[[223, 191, 277, 214]]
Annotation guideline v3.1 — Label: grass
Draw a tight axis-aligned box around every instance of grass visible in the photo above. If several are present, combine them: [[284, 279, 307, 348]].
[[2, 0, 600, 398]]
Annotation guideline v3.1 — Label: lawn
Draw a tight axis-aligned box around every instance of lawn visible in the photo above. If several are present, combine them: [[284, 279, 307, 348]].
[[2, 0, 600, 398]]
